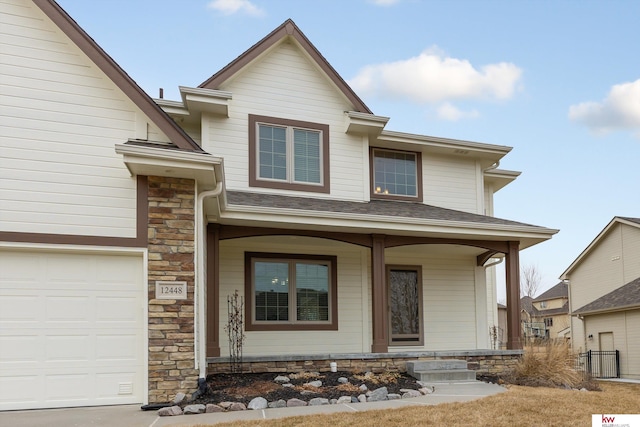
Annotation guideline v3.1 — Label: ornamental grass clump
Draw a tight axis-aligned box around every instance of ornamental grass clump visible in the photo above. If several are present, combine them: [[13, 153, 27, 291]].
[[507, 341, 598, 390]]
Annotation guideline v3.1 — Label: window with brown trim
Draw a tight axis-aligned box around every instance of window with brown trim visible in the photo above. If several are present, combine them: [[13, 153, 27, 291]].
[[370, 148, 422, 201], [249, 115, 330, 193], [245, 252, 338, 331], [387, 265, 423, 346]]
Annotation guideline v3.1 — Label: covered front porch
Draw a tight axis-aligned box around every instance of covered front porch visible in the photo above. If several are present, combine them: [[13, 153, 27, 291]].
[[205, 224, 526, 361]]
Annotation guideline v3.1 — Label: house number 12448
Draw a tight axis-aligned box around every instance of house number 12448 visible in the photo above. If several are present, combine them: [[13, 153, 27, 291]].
[[155, 281, 187, 300]]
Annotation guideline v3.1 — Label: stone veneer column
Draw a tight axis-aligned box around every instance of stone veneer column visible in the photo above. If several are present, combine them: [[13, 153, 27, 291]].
[[146, 176, 198, 403]]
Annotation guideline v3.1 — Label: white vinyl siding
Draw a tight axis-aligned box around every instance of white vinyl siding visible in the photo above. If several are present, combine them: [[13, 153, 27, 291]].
[[0, 1, 165, 238], [423, 154, 479, 213], [621, 223, 640, 281], [570, 224, 636, 311], [568, 222, 640, 354], [0, 248, 146, 410], [626, 310, 640, 380], [202, 40, 364, 201], [219, 237, 366, 355], [584, 310, 640, 380]]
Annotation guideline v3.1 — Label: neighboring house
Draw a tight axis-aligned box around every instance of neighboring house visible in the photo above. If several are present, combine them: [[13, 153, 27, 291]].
[[532, 282, 570, 340], [502, 282, 570, 345], [520, 296, 544, 340], [561, 217, 640, 380], [0, 0, 558, 410]]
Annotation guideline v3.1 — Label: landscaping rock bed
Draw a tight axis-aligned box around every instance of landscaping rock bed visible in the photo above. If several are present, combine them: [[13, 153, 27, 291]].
[[157, 371, 434, 417]]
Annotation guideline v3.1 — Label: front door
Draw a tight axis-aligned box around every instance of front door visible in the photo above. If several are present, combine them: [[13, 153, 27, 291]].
[[387, 266, 423, 346]]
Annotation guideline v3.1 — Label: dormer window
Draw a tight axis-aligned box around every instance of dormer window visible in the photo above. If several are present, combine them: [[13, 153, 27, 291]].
[[249, 115, 330, 193], [370, 148, 422, 201]]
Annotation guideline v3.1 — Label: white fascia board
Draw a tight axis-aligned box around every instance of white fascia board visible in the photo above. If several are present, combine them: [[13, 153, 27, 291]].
[[484, 169, 522, 192], [345, 111, 389, 136], [221, 205, 559, 247], [115, 143, 223, 187], [378, 130, 512, 158], [179, 86, 232, 117]]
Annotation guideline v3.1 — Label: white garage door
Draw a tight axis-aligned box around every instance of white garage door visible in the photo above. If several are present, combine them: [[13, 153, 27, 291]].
[[0, 249, 145, 410]]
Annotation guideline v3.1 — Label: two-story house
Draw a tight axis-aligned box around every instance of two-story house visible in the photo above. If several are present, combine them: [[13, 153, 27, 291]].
[[0, 0, 557, 410], [531, 282, 570, 340], [562, 217, 640, 380]]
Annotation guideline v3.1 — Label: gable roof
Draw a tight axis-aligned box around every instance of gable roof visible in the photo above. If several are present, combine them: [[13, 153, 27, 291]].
[[573, 276, 640, 316], [33, 0, 203, 152], [561, 216, 640, 278], [533, 281, 568, 302], [520, 296, 540, 317], [199, 19, 372, 114]]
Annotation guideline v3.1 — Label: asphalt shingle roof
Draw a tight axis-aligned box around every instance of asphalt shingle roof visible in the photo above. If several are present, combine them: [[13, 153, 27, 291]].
[[533, 282, 568, 302], [226, 191, 546, 229], [520, 296, 540, 317], [573, 276, 640, 315]]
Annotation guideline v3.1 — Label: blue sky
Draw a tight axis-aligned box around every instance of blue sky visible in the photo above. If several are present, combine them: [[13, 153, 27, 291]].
[[57, 0, 640, 301]]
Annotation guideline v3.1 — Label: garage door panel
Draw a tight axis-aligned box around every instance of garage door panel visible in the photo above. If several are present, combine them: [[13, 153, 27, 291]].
[[0, 334, 43, 364], [0, 250, 145, 410], [0, 374, 43, 406], [0, 293, 43, 322], [45, 334, 91, 362], [47, 296, 92, 321], [96, 296, 139, 322], [46, 373, 91, 401], [96, 334, 138, 361]]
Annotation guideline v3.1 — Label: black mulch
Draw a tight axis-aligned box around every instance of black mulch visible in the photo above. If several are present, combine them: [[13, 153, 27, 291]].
[[188, 371, 422, 406]]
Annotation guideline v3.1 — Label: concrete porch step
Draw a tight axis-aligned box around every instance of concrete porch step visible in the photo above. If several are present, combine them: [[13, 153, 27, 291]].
[[409, 369, 477, 382], [406, 359, 477, 383]]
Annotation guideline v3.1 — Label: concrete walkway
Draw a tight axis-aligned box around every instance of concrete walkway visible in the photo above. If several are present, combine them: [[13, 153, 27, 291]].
[[0, 382, 506, 427]]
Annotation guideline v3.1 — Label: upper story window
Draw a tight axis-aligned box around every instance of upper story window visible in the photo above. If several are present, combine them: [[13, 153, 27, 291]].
[[540, 301, 547, 308], [370, 148, 423, 202], [249, 115, 330, 193]]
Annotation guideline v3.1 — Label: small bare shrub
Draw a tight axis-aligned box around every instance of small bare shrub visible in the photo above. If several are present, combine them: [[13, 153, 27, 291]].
[[353, 371, 400, 385], [506, 341, 599, 390], [289, 372, 321, 380]]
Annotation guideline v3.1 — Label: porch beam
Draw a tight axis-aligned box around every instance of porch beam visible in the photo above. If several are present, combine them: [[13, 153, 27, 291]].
[[371, 234, 388, 353], [206, 224, 221, 357], [218, 225, 373, 248], [505, 240, 522, 350]]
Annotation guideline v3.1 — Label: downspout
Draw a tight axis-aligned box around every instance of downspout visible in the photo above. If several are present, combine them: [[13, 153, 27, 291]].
[[194, 180, 223, 381]]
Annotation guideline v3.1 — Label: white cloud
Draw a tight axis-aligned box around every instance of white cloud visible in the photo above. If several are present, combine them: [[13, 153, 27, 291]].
[[436, 103, 480, 121], [207, 0, 264, 16], [369, 0, 402, 6], [348, 46, 522, 104], [568, 79, 640, 137]]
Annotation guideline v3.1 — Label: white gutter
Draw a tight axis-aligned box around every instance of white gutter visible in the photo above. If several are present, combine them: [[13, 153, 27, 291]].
[[194, 182, 223, 379]]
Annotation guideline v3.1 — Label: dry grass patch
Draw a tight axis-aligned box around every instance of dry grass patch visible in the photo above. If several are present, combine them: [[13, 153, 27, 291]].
[[507, 341, 597, 389], [187, 381, 640, 427]]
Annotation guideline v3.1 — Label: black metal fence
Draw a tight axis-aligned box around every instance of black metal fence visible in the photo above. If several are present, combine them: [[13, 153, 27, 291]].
[[575, 350, 620, 379]]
